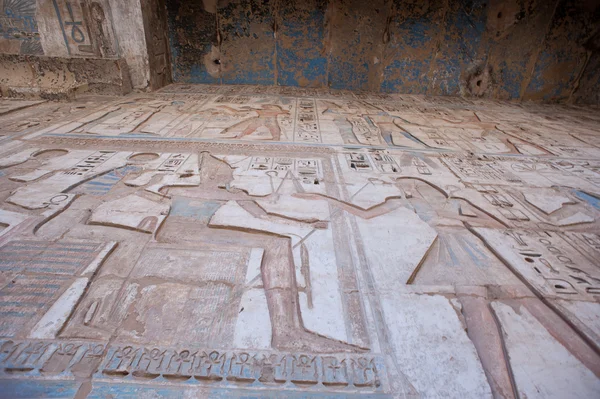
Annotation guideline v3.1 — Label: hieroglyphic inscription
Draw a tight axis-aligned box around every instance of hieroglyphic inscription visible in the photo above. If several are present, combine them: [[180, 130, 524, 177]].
[[498, 229, 600, 300], [442, 156, 522, 185], [63, 150, 116, 176], [369, 151, 400, 173], [345, 152, 399, 174], [157, 153, 190, 172], [215, 96, 250, 104], [97, 344, 386, 391], [51, 0, 117, 57], [412, 158, 431, 175], [249, 156, 322, 185], [346, 153, 372, 172], [52, 0, 93, 55], [295, 99, 320, 143], [0, 340, 106, 378], [473, 185, 530, 222]]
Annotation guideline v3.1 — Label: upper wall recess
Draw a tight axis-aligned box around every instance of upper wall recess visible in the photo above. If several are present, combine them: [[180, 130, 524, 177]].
[[165, 0, 600, 104]]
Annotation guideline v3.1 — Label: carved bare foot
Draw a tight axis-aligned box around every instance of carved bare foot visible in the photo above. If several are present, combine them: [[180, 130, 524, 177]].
[[272, 328, 368, 353]]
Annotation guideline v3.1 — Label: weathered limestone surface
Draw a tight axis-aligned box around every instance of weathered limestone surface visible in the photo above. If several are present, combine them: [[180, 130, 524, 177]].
[[0, 85, 599, 398], [0, 0, 167, 95], [0, 54, 133, 99]]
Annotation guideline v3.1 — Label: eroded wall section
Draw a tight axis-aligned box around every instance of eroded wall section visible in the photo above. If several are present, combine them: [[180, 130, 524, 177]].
[[166, 0, 600, 104]]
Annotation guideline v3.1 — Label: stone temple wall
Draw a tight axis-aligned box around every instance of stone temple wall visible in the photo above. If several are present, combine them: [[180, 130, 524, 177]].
[[1, 1, 599, 104], [165, 0, 600, 104], [0, 0, 171, 96]]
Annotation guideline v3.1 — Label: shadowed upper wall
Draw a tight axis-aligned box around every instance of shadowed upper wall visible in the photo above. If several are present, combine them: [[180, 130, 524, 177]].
[[165, 0, 600, 104]]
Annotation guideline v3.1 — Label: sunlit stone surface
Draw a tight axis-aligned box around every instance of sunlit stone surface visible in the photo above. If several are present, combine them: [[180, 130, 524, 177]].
[[0, 86, 599, 398]]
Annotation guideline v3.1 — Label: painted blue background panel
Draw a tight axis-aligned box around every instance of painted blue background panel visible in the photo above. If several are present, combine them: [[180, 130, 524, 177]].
[[163, 0, 600, 104], [327, 0, 387, 91], [277, 0, 328, 88], [429, 0, 488, 96], [165, 0, 219, 84], [219, 0, 276, 85], [382, 1, 447, 94]]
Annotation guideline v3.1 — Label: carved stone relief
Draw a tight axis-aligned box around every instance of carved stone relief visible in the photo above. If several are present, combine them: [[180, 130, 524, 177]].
[[0, 85, 598, 398]]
